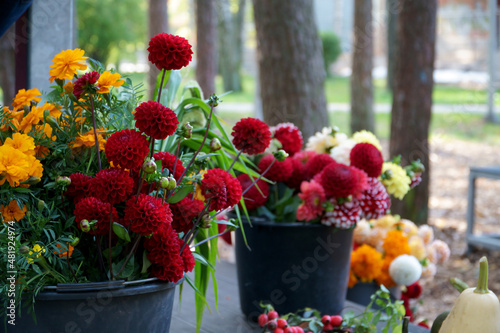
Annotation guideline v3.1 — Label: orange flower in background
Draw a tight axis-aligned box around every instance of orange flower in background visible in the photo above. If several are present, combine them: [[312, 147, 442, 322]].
[[49, 48, 88, 82], [97, 71, 125, 94], [1, 200, 27, 222], [348, 270, 358, 288], [35, 145, 50, 158], [350, 244, 384, 283], [54, 243, 75, 258], [12, 88, 42, 109], [34, 124, 56, 141], [0, 145, 30, 186], [72, 129, 107, 151], [3, 133, 36, 156], [383, 230, 410, 258], [1, 107, 23, 131], [375, 256, 397, 288], [19, 105, 44, 134], [39, 102, 62, 119], [63, 82, 74, 95]]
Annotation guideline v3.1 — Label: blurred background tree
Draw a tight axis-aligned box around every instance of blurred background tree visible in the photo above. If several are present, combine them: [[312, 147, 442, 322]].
[[320, 32, 342, 77]]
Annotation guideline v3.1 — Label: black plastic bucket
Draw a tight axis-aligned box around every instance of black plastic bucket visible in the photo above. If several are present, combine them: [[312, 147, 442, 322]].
[[3, 278, 182, 333], [346, 282, 401, 308], [235, 217, 353, 321]]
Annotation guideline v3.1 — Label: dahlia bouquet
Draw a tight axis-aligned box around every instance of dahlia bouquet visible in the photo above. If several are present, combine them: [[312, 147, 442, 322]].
[[350, 214, 450, 322], [237, 124, 424, 229], [0, 33, 266, 328]]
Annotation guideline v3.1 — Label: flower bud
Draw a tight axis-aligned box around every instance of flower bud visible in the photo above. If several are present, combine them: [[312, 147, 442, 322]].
[[180, 122, 193, 139], [201, 214, 212, 229], [210, 138, 221, 151], [19, 245, 30, 254], [80, 219, 91, 232], [273, 149, 289, 162], [194, 152, 209, 168], [43, 109, 51, 119], [23, 176, 41, 185], [55, 176, 71, 187], [45, 115, 58, 128], [142, 158, 157, 174], [70, 237, 80, 247], [208, 94, 221, 107], [23, 105, 30, 116], [159, 176, 176, 190], [37, 200, 46, 210], [179, 109, 207, 129]]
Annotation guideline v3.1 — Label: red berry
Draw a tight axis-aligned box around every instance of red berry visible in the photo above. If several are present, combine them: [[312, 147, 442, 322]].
[[268, 320, 278, 330], [274, 329, 284, 333], [330, 315, 343, 327], [277, 319, 288, 328], [323, 323, 334, 332], [296, 328, 304, 333], [268, 310, 279, 320], [321, 315, 331, 324], [284, 327, 295, 333], [258, 313, 268, 327]]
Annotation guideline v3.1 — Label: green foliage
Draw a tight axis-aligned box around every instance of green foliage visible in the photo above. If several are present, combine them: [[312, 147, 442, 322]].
[[77, 0, 147, 64], [320, 32, 342, 75]]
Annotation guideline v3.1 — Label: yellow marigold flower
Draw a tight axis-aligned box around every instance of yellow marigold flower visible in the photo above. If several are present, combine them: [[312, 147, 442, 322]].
[[35, 145, 50, 158], [12, 88, 42, 109], [1, 107, 23, 131], [380, 162, 411, 200], [352, 130, 382, 151], [188, 170, 207, 201], [375, 256, 397, 288], [39, 102, 62, 119], [63, 82, 74, 95], [19, 105, 45, 134], [97, 71, 125, 94], [25, 155, 43, 179], [49, 48, 88, 83], [382, 230, 410, 258], [0, 145, 30, 187], [1, 200, 27, 222], [27, 244, 46, 264], [72, 129, 106, 151], [3, 133, 36, 156], [350, 244, 384, 283]]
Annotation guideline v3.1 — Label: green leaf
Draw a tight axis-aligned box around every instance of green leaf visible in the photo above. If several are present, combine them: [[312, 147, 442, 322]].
[[167, 185, 195, 204], [114, 256, 135, 279], [112, 222, 131, 242], [163, 70, 182, 107], [192, 252, 215, 270], [152, 70, 171, 102], [141, 250, 151, 274]]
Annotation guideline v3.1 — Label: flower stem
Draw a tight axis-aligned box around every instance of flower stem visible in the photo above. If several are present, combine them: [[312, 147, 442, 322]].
[[108, 209, 114, 280], [180, 200, 211, 253], [156, 69, 166, 104], [241, 158, 276, 196], [96, 236, 106, 277], [191, 229, 230, 248], [227, 150, 243, 174], [89, 95, 102, 171], [114, 235, 141, 279]]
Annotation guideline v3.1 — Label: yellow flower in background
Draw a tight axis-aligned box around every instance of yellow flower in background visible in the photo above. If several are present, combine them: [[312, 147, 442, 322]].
[[49, 48, 88, 82], [63, 82, 74, 95], [380, 162, 411, 200], [27, 244, 46, 264], [0, 200, 27, 222], [97, 71, 125, 94], [34, 124, 56, 141], [3, 133, 36, 156], [35, 145, 50, 158], [39, 102, 62, 119], [352, 130, 382, 151], [350, 244, 383, 283], [409, 236, 427, 260], [19, 105, 44, 134], [12, 88, 42, 109], [372, 214, 398, 229], [0, 145, 30, 186], [188, 170, 207, 201], [72, 129, 106, 151], [383, 230, 410, 258]]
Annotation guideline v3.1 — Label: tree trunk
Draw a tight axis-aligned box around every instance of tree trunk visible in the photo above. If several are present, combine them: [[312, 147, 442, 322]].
[[350, 0, 375, 134], [233, 0, 246, 85], [252, 0, 328, 139], [386, 0, 400, 92], [195, 0, 217, 97], [217, 0, 242, 92], [148, 0, 168, 99], [389, 0, 437, 225], [0, 26, 16, 106]]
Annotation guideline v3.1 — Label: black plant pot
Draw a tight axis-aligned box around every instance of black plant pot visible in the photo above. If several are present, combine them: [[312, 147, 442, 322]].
[[235, 217, 353, 321], [3, 278, 182, 333], [346, 282, 401, 308]]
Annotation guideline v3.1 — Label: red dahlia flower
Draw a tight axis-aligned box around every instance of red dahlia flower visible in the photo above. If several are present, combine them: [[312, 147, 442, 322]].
[[148, 33, 193, 71], [153, 151, 185, 181], [257, 154, 293, 183], [296, 180, 326, 221], [134, 101, 179, 140], [123, 193, 173, 235], [237, 173, 269, 210], [305, 153, 336, 179], [66, 173, 92, 202], [169, 197, 204, 233], [90, 168, 134, 205], [284, 157, 308, 190], [231, 118, 271, 155], [150, 261, 185, 283], [294, 150, 317, 164], [350, 143, 383, 177], [271, 122, 303, 156], [144, 225, 182, 265], [180, 241, 195, 272], [73, 71, 100, 99], [105, 129, 150, 171], [74, 197, 118, 235], [319, 163, 367, 198], [200, 168, 242, 212]]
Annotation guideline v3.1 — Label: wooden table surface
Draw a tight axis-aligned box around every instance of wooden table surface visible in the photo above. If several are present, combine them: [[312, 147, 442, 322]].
[[170, 260, 430, 333]]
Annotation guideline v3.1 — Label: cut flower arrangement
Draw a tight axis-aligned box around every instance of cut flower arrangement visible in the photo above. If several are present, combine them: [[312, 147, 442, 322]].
[[0, 33, 275, 330]]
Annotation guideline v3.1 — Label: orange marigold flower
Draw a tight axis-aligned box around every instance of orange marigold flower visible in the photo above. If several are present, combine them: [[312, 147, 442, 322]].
[[0, 145, 30, 187], [34, 124, 56, 141], [63, 82, 74, 94], [3, 133, 36, 156], [35, 145, 50, 158], [97, 71, 124, 94], [375, 256, 397, 288], [348, 269, 358, 288], [12, 88, 42, 109], [39, 102, 62, 119], [1, 200, 27, 222], [54, 243, 75, 258], [72, 129, 107, 151], [49, 48, 88, 83], [1, 107, 23, 131], [19, 105, 45, 134], [350, 244, 384, 283], [383, 230, 411, 258]]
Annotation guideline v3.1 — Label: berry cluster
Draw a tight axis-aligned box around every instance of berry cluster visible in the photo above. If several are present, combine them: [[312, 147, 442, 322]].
[[258, 310, 305, 333], [320, 315, 343, 332], [258, 308, 344, 333]]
